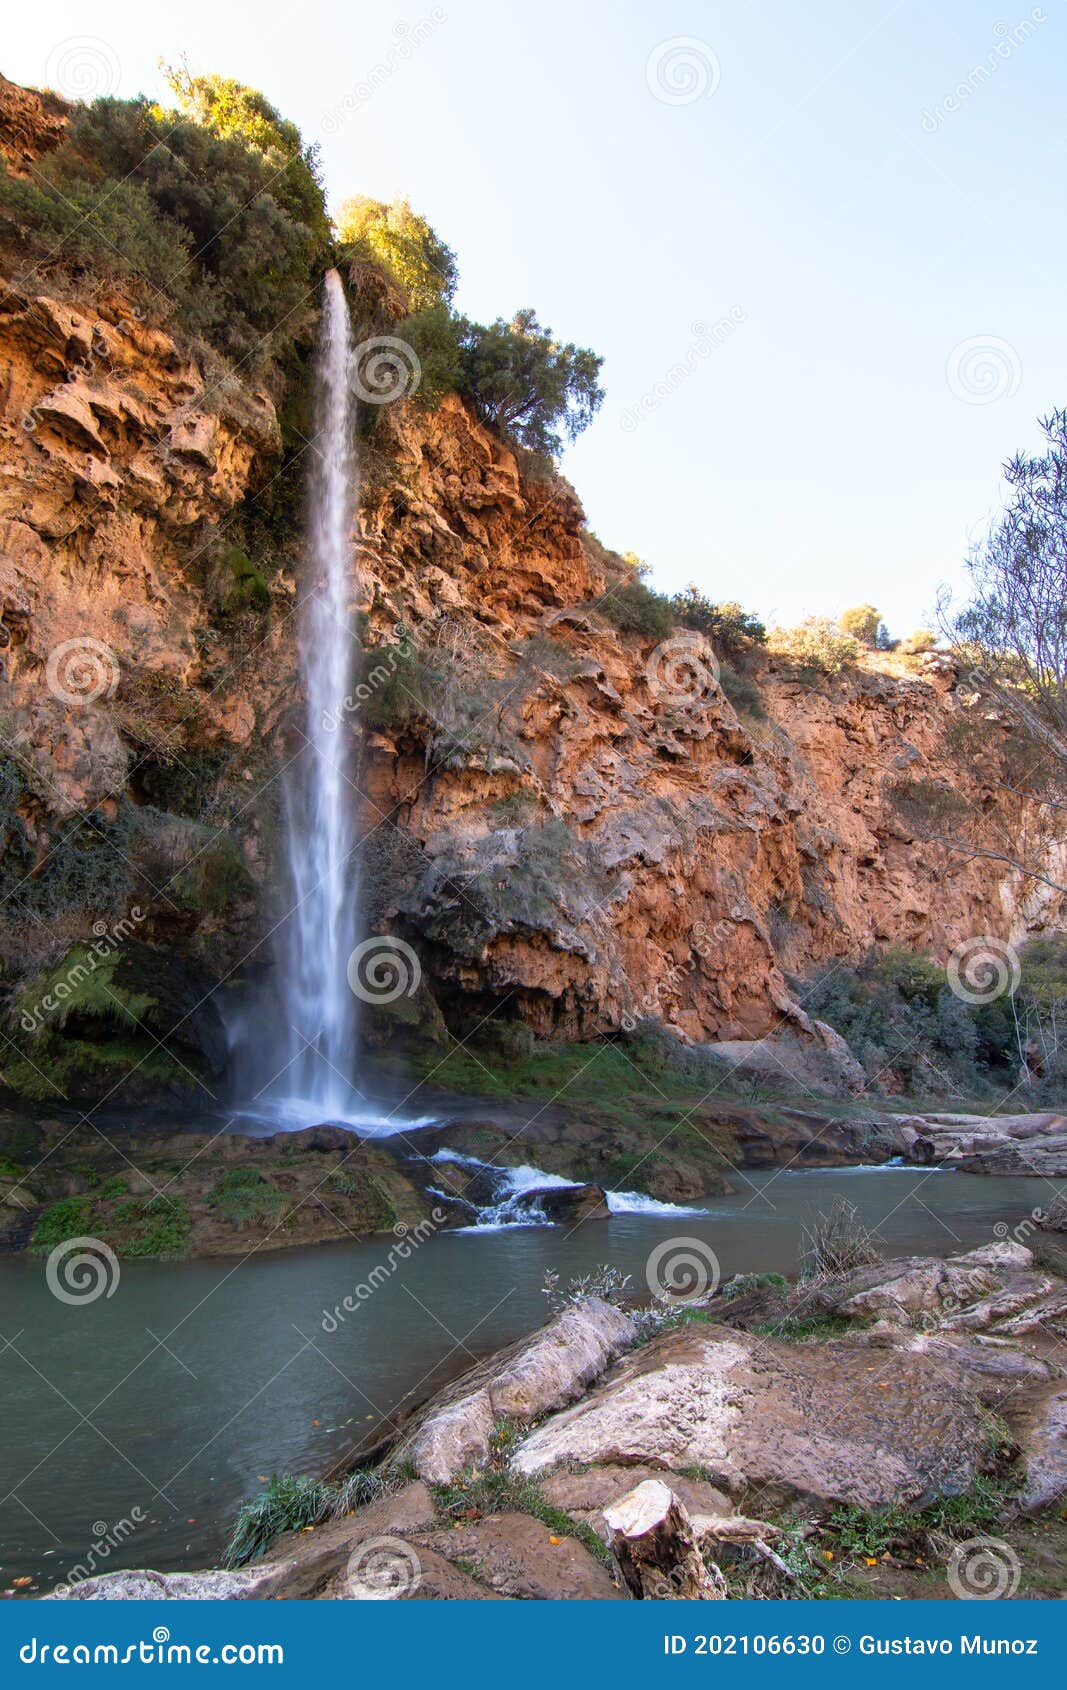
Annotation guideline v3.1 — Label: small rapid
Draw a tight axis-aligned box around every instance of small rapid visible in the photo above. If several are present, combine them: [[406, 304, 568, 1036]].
[[426, 1150, 708, 1231]]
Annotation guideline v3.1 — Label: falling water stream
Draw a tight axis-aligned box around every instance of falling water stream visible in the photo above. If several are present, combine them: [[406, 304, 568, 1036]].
[[270, 270, 362, 1123]]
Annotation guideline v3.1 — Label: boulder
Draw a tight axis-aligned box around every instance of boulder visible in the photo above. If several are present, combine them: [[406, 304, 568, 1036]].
[[395, 1297, 636, 1482], [1017, 1388, 1067, 1512], [512, 1324, 989, 1510], [533, 1182, 609, 1222]]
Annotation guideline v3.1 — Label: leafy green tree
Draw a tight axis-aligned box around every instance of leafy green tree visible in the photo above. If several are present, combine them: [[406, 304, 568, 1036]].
[[337, 196, 457, 310], [396, 303, 462, 406], [456, 309, 604, 457], [595, 578, 674, 639]]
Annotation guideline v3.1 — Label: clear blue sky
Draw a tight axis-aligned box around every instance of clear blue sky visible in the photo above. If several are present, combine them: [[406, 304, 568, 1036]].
[[6, 1, 1064, 636]]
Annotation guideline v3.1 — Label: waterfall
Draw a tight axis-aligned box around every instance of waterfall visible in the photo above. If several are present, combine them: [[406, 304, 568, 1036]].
[[273, 268, 362, 1120]]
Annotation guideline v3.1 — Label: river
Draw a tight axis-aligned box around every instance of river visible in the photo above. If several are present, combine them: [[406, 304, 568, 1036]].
[[0, 1164, 1050, 1592]]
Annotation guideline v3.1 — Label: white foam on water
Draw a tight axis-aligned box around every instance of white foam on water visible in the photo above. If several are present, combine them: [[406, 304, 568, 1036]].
[[429, 1152, 708, 1228], [230, 1097, 435, 1139], [605, 1189, 707, 1215]]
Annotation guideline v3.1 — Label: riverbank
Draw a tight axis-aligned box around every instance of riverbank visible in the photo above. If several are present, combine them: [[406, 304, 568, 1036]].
[[3, 1088, 1066, 1262], [47, 1228, 1067, 1601]]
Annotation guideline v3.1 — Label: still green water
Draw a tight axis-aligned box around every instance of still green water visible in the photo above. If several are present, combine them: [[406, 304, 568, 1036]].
[[0, 1166, 1052, 1591]]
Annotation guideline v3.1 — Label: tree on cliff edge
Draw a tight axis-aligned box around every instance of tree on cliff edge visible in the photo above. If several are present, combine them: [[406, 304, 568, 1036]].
[[904, 409, 1067, 897], [952, 408, 1067, 748]]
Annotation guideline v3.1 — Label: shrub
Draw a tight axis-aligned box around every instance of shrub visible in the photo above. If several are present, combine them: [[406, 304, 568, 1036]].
[[337, 196, 457, 309], [3, 77, 328, 371], [541, 1263, 632, 1314], [595, 577, 675, 640], [670, 588, 766, 655], [838, 604, 889, 647], [359, 643, 442, 732], [0, 163, 193, 296], [30, 1196, 93, 1251], [769, 617, 859, 675], [109, 1195, 190, 1257], [159, 62, 330, 250], [900, 629, 938, 654], [719, 661, 765, 718], [802, 946, 1018, 1096]]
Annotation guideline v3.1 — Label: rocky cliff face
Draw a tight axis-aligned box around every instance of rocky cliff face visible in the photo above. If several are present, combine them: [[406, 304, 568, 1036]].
[[0, 76, 1061, 1101], [347, 397, 1062, 1047]]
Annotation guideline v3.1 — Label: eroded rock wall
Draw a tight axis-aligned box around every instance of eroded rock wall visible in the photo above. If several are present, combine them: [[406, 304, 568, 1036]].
[[0, 73, 1061, 1066]]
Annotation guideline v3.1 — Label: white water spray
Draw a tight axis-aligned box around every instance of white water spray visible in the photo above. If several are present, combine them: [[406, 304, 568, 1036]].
[[275, 269, 361, 1117]]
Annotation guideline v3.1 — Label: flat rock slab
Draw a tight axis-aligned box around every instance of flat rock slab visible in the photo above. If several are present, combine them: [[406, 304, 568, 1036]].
[[513, 1325, 989, 1510], [417, 1512, 622, 1600]]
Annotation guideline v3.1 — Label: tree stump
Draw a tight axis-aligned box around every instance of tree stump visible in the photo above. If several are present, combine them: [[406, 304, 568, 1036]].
[[603, 1479, 727, 1599]]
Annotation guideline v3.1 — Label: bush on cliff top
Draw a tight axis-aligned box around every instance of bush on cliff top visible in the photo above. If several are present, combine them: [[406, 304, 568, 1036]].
[[337, 196, 457, 310], [768, 617, 860, 676], [0, 68, 328, 371], [671, 588, 767, 657]]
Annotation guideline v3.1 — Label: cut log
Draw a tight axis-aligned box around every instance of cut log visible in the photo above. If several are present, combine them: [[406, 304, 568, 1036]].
[[691, 1512, 782, 1544], [603, 1479, 727, 1600]]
